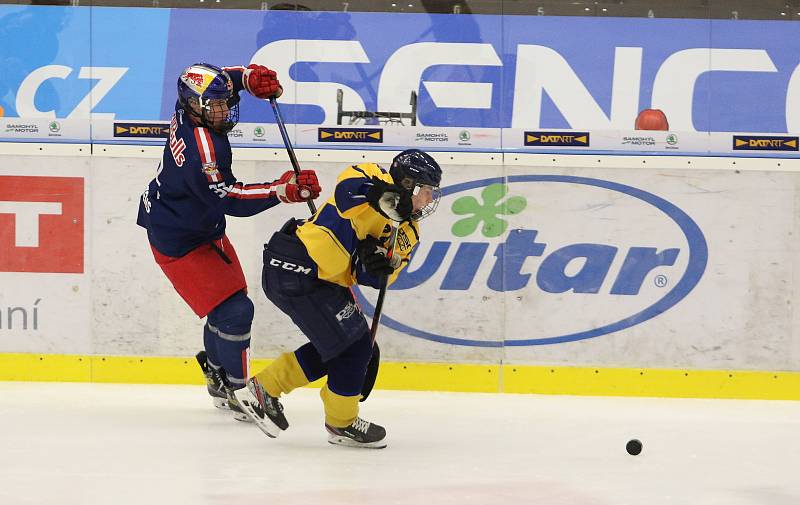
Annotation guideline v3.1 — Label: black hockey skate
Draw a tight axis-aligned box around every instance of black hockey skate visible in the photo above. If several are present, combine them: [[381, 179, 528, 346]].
[[326, 417, 387, 449], [195, 351, 250, 423], [231, 376, 289, 438]]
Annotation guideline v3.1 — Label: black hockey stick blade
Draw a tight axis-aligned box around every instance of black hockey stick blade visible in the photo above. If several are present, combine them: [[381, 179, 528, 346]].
[[360, 342, 380, 402]]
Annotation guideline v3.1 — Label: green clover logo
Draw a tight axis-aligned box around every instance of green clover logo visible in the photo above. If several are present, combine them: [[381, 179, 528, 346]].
[[451, 183, 527, 238]]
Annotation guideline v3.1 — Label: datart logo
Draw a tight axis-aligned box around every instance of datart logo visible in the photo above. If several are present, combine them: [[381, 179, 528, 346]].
[[0, 176, 84, 273], [318, 127, 383, 143], [732, 135, 798, 151], [114, 122, 169, 138], [525, 131, 589, 147], [356, 176, 707, 347]]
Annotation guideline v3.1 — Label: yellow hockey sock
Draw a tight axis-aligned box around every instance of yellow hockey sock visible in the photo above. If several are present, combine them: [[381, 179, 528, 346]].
[[255, 352, 310, 398], [320, 384, 359, 428]]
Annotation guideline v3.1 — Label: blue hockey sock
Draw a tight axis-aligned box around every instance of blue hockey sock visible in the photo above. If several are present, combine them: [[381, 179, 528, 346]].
[[203, 323, 221, 368], [294, 342, 326, 382], [207, 291, 254, 389], [326, 332, 373, 397]]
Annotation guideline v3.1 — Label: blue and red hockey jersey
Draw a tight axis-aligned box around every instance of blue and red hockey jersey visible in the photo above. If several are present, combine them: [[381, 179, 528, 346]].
[[137, 66, 284, 257]]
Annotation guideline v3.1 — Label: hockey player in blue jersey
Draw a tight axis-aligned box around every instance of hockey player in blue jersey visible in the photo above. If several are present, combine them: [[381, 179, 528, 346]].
[[137, 63, 321, 435]]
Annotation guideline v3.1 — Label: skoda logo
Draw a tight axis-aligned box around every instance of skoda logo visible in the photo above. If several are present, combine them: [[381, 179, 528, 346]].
[[253, 126, 265, 138], [459, 130, 471, 142], [49, 121, 61, 133]]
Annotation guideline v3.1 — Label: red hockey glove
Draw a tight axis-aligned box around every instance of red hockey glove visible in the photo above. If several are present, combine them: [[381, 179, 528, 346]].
[[273, 169, 321, 203], [244, 64, 283, 99]]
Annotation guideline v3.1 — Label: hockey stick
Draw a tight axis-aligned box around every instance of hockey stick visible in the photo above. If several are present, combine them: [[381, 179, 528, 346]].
[[360, 224, 399, 402], [269, 97, 316, 215], [268, 97, 391, 400], [370, 225, 399, 342]]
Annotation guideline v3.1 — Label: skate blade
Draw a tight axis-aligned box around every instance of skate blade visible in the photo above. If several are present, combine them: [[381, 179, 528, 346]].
[[232, 411, 254, 423], [252, 416, 281, 438], [214, 399, 254, 423], [212, 397, 229, 410], [327, 435, 387, 449], [239, 404, 282, 437]]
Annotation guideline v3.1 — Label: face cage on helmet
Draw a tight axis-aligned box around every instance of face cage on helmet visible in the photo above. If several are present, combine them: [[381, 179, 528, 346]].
[[411, 186, 441, 221], [198, 95, 240, 134]]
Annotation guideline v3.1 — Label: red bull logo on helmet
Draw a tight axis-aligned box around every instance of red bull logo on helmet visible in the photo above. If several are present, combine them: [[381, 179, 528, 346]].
[[181, 68, 215, 94]]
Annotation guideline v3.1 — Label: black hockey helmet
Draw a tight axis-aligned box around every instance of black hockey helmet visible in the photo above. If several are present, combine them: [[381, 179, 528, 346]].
[[177, 63, 240, 134], [389, 149, 442, 220]]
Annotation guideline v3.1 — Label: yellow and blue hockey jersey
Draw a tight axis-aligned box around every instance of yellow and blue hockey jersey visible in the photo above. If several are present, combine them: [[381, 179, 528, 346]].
[[296, 163, 419, 289]]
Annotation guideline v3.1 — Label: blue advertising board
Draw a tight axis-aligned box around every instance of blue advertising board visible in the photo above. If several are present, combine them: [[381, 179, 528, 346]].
[[1, 6, 800, 147]]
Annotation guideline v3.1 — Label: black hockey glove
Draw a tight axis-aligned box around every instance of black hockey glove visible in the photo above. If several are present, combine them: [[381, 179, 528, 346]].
[[365, 177, 412, 222], [357, 236, 397, 277]]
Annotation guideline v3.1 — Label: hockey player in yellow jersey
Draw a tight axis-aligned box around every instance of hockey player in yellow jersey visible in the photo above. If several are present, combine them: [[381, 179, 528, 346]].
[[247, 149, 442, 448]]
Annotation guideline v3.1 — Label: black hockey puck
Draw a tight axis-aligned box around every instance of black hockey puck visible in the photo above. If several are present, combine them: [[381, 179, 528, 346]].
[[626, 439, 642, 456]]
